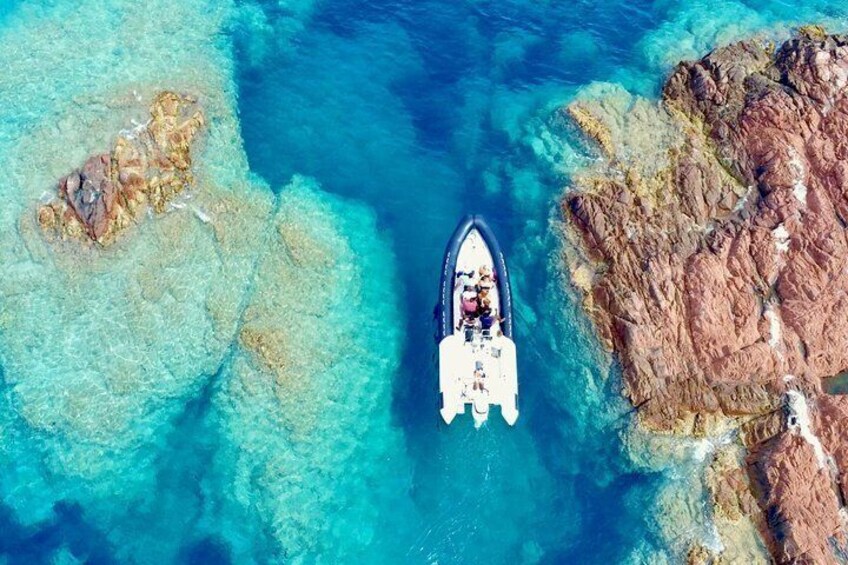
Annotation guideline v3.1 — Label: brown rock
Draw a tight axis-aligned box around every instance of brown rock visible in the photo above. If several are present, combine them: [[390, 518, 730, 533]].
[[60, 154, 116, 240], [687, 543, 716, 565], [564, 31, 848, 563], [36, 204, 56, 231], [748, 431, 846, 563], [39, 91, 204, 244], [815, 395, 848, 505]]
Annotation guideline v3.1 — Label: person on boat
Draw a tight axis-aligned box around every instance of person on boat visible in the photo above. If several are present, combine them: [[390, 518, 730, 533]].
[[479, 298, 495, 331], [478, 265, 495, 293], [477, 286, 489, 303], [456, 287, 479, 332], [459, 314, 476, 339], [472, 367, 487, 392], [456, 270, 477, 290], [480, 313, 495, 332], [461, 287, 479, 317]]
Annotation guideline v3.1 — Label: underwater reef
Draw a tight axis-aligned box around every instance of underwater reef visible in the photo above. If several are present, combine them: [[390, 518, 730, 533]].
[[0, 1, 406, 561], [564, 28, 848, 563], [210, 178, 408, 561]]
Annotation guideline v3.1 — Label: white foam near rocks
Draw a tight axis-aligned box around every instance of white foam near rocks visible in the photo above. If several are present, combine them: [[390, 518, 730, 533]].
[[191, 205, 213, 223], [772, 224, 790, 254], [787, 147, 809, 207], [786, 390, 828, 470], [691, 430, 736, 464], [733, 185, 754, 213], [765, 305, 783, 356]]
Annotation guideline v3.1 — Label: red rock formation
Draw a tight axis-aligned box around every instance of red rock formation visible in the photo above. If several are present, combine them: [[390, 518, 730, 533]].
[[564, 30, 848, 563], [59, 154, 117, 240], [749, 431, 844, 564]]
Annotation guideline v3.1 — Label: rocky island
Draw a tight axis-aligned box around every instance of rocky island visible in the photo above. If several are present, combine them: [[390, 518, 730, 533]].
[[564, 29, 848, 563], [38, 91, 204, 244]]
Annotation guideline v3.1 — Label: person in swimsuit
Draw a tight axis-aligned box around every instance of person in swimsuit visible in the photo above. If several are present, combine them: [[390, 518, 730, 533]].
[[479, 297, 496, 331], [478, 265, 495, 294], [457, 287, 479, 331], [461, 288, 479, 316]]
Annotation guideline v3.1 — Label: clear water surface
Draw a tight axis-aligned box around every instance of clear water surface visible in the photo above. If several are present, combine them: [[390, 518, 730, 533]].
[[1, 0, 847, 563]]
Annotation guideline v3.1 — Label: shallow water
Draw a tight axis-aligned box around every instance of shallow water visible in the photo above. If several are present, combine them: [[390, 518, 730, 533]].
[[1, 0, 847, 563]]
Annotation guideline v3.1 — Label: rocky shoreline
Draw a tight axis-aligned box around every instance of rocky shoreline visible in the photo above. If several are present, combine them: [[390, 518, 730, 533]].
[[563, 28, 848, 563]]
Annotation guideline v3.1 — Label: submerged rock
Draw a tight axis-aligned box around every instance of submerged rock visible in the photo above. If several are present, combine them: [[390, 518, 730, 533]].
[[0, 3, 275, 553], [38, 91, 204, 243], [211, 178, 408, 561], [564, 31, 848, 563]]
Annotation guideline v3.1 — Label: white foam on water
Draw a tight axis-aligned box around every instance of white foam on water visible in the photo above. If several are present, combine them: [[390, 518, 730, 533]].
[[118, 118, 151, 141], [191, 205, 213, 223]]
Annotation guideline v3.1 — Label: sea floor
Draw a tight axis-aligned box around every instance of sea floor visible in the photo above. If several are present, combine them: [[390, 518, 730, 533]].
[[0, 0, 846, 563]]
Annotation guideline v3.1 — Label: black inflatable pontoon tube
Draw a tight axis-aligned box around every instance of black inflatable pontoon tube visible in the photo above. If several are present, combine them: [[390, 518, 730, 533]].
[[437, 215, 513, 341]]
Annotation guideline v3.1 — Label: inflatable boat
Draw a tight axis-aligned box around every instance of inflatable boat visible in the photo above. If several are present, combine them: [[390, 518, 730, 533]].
[[437, 215, 518, 427]]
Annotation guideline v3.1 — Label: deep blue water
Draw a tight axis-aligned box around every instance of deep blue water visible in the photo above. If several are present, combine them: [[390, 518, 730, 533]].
[[1, 0, 847, 563], [234, 0, 669, 562]]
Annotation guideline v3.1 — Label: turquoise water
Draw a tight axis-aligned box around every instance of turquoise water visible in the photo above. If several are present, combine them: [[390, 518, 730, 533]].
[[0, 0, 846, 563]]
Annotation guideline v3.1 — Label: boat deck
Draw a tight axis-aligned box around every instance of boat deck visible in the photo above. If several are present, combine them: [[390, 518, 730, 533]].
[[451, 228, 502, 337]]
